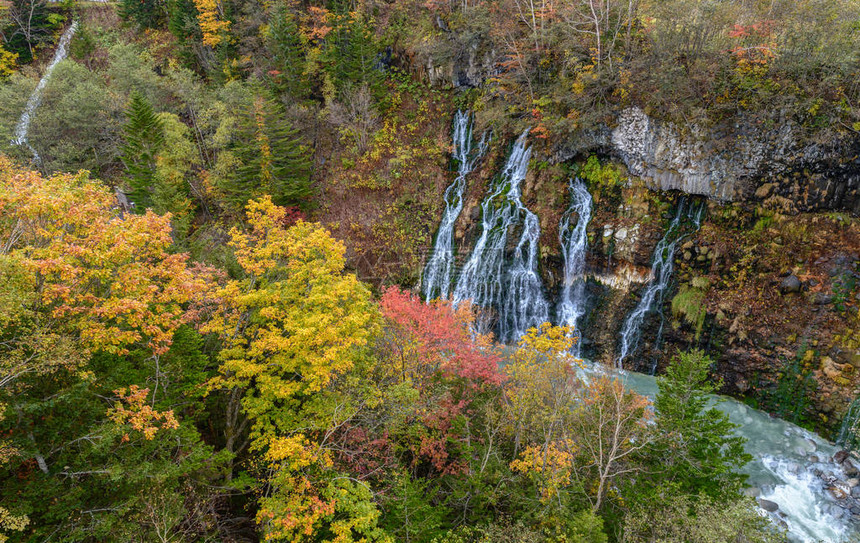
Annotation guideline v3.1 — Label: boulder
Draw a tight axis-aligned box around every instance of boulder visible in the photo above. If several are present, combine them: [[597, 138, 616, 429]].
[[743, 487, 762, 498], [813, 293, 834, 305], [759, 499, 780, 512], [829, 483, 851, 500], [835, 450, 851, 463], [829, 505, 845, 519], [755, 183, 775, 199], [780, 275, 802, 293], [822, 357, 846, 381]]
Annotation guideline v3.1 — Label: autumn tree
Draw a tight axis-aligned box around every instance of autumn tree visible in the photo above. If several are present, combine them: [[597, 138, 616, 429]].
[[503, 324, 651, 513], [504, 323, 581, 459], [572, 375, 652, 511], [557, 0, 641, 72], [192, 0, 230, 47], [0, 44, 17, 77], [201, 196, 386, 541], [0, 158, 226, 540], [4, 0, 52, 61], [376, 288, 504, 479]]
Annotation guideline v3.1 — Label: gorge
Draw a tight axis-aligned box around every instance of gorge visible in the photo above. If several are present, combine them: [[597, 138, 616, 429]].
[[421, 113, 860, 542], [2, 1, 859, 542]]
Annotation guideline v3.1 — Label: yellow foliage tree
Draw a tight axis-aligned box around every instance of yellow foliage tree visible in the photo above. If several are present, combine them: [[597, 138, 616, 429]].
[[504, 323, 582, 453], [0, 156, 202, 385], [0, 44, 17, 78], [201, 196, 388, 542], [0, 158, 203, 362], [0, 157, 203, 538], [192, 0, 231, 47], [510, 439, 577, 504], [0, 506, 28, 543]]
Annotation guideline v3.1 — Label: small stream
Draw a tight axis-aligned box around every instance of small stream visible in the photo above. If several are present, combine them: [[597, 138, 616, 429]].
[[13, 20, 78, 163]]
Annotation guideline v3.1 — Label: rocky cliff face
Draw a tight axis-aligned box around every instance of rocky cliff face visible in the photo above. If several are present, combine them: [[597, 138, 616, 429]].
[[563, 185, 860, 435], [564, 106, 860, 214]]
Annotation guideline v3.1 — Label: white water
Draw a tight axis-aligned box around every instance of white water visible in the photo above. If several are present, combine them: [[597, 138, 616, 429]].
[[837, 398, 860, 451], [591, 366, 859, 543], [616, 199, 704, 368], [422, 111, 489, 301], [503, 192, 550, 342], [759, 456, 848, 543], [558, 179, 593, 355], [452, 131, 549, 342], [12, 21, 79, 163]]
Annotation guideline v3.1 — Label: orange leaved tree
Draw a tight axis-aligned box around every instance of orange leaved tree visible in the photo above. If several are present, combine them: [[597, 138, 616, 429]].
[[0, 156, 202, 390]]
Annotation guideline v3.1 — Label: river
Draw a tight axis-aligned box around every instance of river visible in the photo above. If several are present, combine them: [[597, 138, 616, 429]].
[[612, 366, 860, 543]]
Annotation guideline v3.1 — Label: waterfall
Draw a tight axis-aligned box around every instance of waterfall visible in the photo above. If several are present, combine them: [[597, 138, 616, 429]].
[[453, 130, 549, 342], [837, 398, 860, 452], [502, 191, 550, 342], [12, 20, 79, 163], [558, 178, 593, 355], [422, 111, 489, 301], [616, 198, 704, 367]]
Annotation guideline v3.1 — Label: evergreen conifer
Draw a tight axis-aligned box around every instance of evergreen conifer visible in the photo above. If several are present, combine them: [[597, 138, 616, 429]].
[[652, 350, 751, 501], [120, 92, 165, 212], [218, 95, 312, 210], [119, 0, 166, 29]]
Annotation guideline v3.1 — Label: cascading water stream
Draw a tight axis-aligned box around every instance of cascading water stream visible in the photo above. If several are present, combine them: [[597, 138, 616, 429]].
[[422, 111, 489, 301], [502, 192, 550, 342], [616, 198, 704, 368], [837, 398, 860, 452], [557, 178, 593, 356], [12, 20, 79, 163], [452, 130, 549, 342]]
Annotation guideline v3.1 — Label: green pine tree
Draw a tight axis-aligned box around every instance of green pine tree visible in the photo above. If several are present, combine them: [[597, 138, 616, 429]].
[[120, 0, 166, 29], [167, 0, 206, 70], [652, 350, 751, 501], [218, 95, 312, 210], [323, 8, 383, 99], [120, 92, 165, 212], [266, 2, 310, 99]]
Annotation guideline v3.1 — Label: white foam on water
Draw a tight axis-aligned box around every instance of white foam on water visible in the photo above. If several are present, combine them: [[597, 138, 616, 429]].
[[759, 456, 848, 543]]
